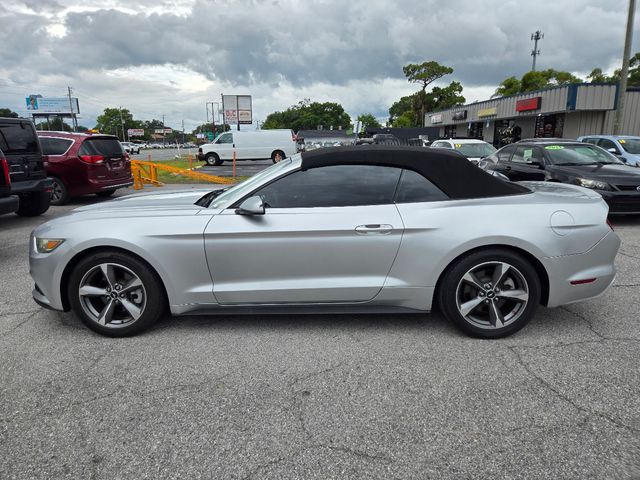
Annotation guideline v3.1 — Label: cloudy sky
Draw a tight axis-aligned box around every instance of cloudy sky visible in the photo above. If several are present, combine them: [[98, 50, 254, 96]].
[[0, 0, 638, 131]]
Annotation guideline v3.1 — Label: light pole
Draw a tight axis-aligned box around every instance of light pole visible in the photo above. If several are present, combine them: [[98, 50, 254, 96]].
[[613, 0, 636, 134], [530, 30, 544, 71]]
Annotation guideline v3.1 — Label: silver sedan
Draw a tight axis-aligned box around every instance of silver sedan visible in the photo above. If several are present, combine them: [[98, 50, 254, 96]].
[[30, 146, 620, 338]]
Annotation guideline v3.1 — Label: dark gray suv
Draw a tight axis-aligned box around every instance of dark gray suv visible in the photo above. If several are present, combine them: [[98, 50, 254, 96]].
[[0, 117, 52, 216]]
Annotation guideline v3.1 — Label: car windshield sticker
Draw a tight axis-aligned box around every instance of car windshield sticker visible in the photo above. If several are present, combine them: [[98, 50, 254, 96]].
[[619, 139, 626, 144], [455, 144, 462, 148], [545, 145, 564, 150], [523, 149, 533, 160]]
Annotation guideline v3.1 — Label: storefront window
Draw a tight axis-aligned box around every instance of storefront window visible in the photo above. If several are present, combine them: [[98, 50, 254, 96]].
[[468, 122, 483, 139], [534, 114, 564, 138], [444, 125, 456, 138]]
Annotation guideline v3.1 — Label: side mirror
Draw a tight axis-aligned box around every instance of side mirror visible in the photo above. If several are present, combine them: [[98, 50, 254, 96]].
[[607, 148, 620, 155], [235, 196, 265, 215]]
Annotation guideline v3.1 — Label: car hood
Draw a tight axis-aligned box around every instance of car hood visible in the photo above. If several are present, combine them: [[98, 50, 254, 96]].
[[72, 188, 216, 213], [549, 163, 640, 183]]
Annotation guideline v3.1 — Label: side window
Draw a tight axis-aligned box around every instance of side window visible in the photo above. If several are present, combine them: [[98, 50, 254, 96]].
[[497, 145, 516, 162], [583, 137, 598, 145], [597, 138, 619, 153], [216, 133, 233, 144], [254, 165, 402, 208], [40, 137, 73, 155], [394, 170, 448, 203], [512, 146, 544, 164]]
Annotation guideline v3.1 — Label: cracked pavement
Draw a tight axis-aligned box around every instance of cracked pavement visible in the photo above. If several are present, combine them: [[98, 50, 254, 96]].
[[1, 189, 639, 479]]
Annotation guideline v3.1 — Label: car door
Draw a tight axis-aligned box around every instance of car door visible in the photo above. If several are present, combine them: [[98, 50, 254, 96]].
[[505, 145, 547, 181], [487, 144, 516, 178], [215, 132, 234, 160], [203, 164, 405, 304]]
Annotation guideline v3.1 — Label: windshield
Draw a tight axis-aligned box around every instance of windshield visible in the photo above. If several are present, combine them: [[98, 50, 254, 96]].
[[544, 144, 625, 166], [619, 138, 640, 154], [455, 143, 497, 158], [201, 157, 294, 208]]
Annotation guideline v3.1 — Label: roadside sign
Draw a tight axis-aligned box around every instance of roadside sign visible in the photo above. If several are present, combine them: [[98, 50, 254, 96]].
[[128, 128, 144, 137]]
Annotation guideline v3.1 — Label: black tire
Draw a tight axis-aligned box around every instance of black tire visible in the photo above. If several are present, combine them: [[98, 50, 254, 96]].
[[205, 153, 223, 166], [437, 249, 541, 339], [15, 190, 51, 217], [271, 150, 285, 163], [96, 189, 116, 197], [50, 177, 69, 205], [68, 250, 166, 337]]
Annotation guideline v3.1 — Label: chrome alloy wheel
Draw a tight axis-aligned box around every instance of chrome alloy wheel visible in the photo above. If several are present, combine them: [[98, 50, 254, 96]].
[[51, 178, 65, 203], [455, 261, 530, 330], [78, 263, 147, 328]]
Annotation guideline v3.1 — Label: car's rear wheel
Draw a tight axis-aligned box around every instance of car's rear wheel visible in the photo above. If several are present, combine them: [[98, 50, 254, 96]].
[[205, 153, 223, 166], [49, 177, 69, 205], [271, 150, 285, 163], [68, 251, 166, 337], [437, 249, 540, 338], [96, 189, 116, 197], [15, 190, 51, 217]]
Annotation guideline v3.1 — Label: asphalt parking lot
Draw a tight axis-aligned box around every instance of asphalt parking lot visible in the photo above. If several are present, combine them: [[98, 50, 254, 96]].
[[1, 189, 639, 479]]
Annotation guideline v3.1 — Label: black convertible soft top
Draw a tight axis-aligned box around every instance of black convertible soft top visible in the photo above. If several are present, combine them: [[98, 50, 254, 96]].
[[301, 146, 529, 199]]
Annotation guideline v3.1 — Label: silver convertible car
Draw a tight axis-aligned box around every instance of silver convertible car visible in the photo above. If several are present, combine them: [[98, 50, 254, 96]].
[[30, 146, 620, 338]]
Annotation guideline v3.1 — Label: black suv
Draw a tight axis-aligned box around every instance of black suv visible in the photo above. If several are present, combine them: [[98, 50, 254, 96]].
[[480, 139, 640, 214], [0, 117, 51, 216]]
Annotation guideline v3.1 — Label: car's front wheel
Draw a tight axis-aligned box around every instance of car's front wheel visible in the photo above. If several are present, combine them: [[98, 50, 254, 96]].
[[68, 250, 166, 336], [205, 153, 223, 166], [437, 249, 541, 338]]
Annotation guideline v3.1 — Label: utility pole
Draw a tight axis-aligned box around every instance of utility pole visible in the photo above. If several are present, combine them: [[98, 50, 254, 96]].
[[119, 107, 126, 141], [182, 119, 185, 144], [67, 86, 76, 132], [614, 0, 636, 134], [530, 30, 544, 71], [162, 113, 165, 147]]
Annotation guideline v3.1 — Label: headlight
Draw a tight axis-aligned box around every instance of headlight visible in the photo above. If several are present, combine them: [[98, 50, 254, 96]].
[[35, 238, 65, 253], [575, 178, 612, 191]]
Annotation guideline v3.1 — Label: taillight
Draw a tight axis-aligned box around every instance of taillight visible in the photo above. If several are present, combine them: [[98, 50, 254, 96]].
[[1, 157, 10, 185], [79, 155, 105, 164], [124, 152, 130, 162], [606, 218, 614, 231]]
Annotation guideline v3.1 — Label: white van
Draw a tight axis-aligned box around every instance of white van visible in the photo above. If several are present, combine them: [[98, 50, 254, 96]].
[[200, 129, 297, 165]]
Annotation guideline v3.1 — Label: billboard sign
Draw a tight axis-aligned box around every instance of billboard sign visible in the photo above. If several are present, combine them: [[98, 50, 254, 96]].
[[127, 128, 145, 137], [223, 94, 252, 124], [154, 128, 173, 134], [26, 95, 80, 114]]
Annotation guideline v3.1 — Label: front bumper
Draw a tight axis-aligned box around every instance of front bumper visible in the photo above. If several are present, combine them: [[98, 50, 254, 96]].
[[599, 190, 640, 214], [543, 230, 621, 307], [29, 236, 71, 312]]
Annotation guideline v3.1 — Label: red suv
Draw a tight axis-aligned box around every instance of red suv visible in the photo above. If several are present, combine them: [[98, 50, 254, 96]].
[[37, 132, 133, 205]]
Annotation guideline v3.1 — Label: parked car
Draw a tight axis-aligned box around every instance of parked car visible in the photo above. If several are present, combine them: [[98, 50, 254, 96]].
[[0, 148, 19, 215], [200, 129, 297, 165], [120, 142, 140, 155], [578, 135, 640, 166], [430, 138, 497, 164], [30, 146, 619, 339], [372, 134, 401, 145], [37, 132, 134, 205], [479, 139, 640, 214], [0, 117, 51, 216]]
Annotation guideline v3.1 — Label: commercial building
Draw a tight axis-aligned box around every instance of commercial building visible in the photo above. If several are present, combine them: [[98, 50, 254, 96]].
[[426, 84, 640, 146]]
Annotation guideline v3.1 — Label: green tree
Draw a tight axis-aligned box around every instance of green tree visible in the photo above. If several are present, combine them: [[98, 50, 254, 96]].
[[0, 108, 19, 118], [35, 117, 72, 131], [94, 108, 141, 140], [388, 94, 418, 126], [424, 82, 466, 112], [494, 76, 522, 97], [494, 69, 583, 97], [587, 68, 612, 83], [402, 61, 455, 125], [262, 100, 352, 131], [357, 113, 382, 131]]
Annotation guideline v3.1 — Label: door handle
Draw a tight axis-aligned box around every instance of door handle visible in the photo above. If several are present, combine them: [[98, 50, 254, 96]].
[[355, 224, 393, 235]]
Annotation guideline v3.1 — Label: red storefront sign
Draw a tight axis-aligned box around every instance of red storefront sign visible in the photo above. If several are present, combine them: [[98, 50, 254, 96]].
[[516, 97, 541, 112]]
